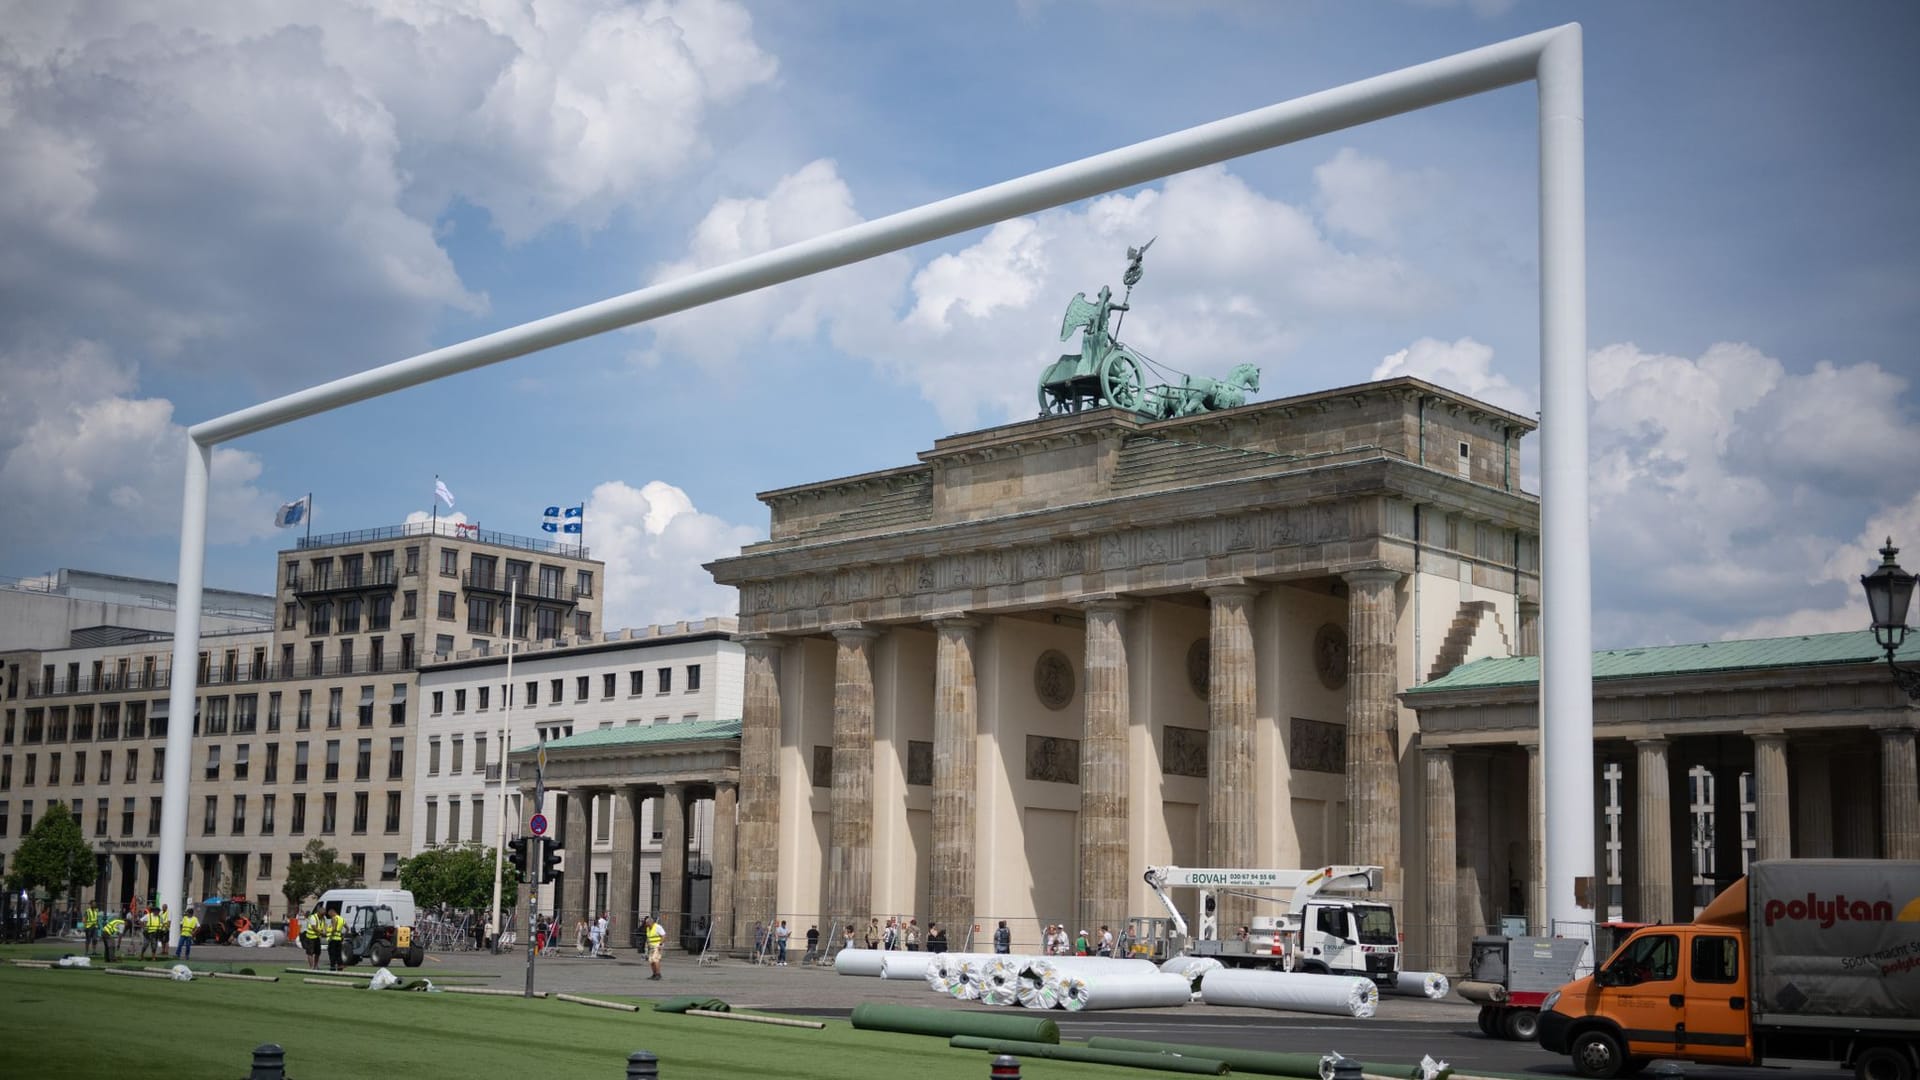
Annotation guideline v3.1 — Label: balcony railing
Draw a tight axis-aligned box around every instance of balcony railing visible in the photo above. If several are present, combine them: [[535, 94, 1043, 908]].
[[26, 671, 173, 697], [23, 657, 419, 696], [288, 568, 399, 595], [295, 521, 589, 559], [459, 571, 582, 604]]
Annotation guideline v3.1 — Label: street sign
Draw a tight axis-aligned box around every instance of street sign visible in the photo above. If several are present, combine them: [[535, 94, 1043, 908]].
[[528, 813, 548, 837]]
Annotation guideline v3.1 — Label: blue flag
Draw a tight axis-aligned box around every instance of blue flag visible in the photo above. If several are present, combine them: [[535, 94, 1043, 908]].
[[273, 496, 310, 529], [542, 504, 584, 534]]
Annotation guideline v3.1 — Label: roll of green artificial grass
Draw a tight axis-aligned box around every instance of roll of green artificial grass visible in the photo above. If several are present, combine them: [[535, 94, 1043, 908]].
[[949, 1036, 1227, 1075], [850, 1002, 1059, 1044], [1088, 1037, 1419, 1078]]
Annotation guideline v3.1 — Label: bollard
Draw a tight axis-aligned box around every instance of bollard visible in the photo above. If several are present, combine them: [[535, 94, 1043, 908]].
[[248, 1043, 287, 1080], [626, 1050, 660, 1079], [990, 1054, 1021, 1080], [1327, 1055, 1363, 1080]]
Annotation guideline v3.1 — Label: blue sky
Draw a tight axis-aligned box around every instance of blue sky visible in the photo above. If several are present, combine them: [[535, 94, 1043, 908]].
[[2, 0, 1915, 648]]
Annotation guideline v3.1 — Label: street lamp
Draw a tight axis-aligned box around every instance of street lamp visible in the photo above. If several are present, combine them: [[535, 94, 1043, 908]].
[[1859, 537, 1920, 700]]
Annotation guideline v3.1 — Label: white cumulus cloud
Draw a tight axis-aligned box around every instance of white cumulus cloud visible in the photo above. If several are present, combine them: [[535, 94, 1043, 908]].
[[585, 479, 759, 630]]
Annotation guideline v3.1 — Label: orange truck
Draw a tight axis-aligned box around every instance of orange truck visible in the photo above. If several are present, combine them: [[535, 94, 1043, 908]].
[[1539, 860, 1920, 1080]]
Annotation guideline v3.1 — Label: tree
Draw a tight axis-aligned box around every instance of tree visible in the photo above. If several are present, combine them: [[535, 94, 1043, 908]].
[[3, 802, 97, 909], [280, 840, 359, 914], [398, 843, 519, 911]]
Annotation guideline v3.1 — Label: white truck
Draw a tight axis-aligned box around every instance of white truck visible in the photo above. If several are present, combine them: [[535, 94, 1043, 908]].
[[1141, 864, 1402, 987]]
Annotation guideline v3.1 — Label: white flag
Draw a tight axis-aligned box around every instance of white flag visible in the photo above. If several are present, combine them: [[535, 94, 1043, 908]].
[[272, 495, 310, 529], [435, 479, 455, 508]]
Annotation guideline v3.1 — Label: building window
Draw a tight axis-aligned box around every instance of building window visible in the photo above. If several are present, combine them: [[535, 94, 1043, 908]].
[[22, 754, 34, 786], [325, 740, 340, 782], [291, 793, 307, 834], [388, 737, 404, 780], [438, 591, 456, 620], [424, 799, 438, 845], [352, 791, 369, 834], [203, 795, 217, 835], [450, 737, 464, 775], [265, 742, 279, 783], [47, 752, 60, 785], [525, 681, 538, 707], [262, 793, 276, 835], [428, 738, 441, 776], [602, 673, 615, 699], [536, 608, 561, 641], [381, 852, 399, 880], [231, 794, 247, 834], [440, 548, 458, 576], [468, 597, 494, 634], [93, 797, 107, 836], [477, 686, 490, 711], [340, 598, 361, 634], [233, 743, 250, 781], [431, 691, 444, 715], [99, 703, 120, 740], [121, 797, 135, 836], [205, 697, 229, 735], [657, 667, 672, 693], [267, 692, 282, 733], [327, 689, 342, 729], [576, 676, 589, 702], [350, 853, 365, 880], [283, 603, 298, 630], [338, 638, 354, 673], [147, 797, 160, 835], [149, 747, 162, 782], [259, 852, 273, 879], [390, 683, 407, 725], [454, 689, 466, 712], [0, 754, 9, 790], [470, 796, 484, 843], [474, 734, 488, 775], [204, 745, 220, 781], [321, 793, 337, 834], [550, 678, 562, 704], [358, 685, 375, 727], [308, 601, 331, 635], [297, 690, 312, 730], [630, 670, 643, 696], [295, 741, 309, 783], [405, 546, 419, 575], [400, 634, 414, 670], [371, 595, 391, 632], [403, 591, 417, 619], [356, 739, 372, 782], [575, 611, 591, 637], [686, 664, 701, 691], [385, 792, 401, 834], [446, 799, 460, 845]]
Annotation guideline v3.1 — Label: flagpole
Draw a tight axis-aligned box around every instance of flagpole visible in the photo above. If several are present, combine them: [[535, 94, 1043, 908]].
[[432, 475, 439, 537], [490, 577, 518, 950], [304, 492, 312, 544]]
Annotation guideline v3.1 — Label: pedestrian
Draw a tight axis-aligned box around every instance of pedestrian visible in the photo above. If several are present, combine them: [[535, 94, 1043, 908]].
[[176, 908, 199, 959], [139, 905, 161, 958], [926, 922, 947, 953], [906, 918, 919, 951], [645, 913, 666, 980], [82, 902, 101, 956], [865, 918, 880, 950], [993, 919, 1011, 954], [882, 917, 898, 951], [301, 906, 325, 969], [1074, 928, 1090, 956], [1098, 925, 1114, 957], [327, 906, 346, 971], [101, 912, 125, 962], [804, 924, 820, 964], [843, 923, 856, 953], [591, 912, 607, 957], [775, 920, 790, 965]]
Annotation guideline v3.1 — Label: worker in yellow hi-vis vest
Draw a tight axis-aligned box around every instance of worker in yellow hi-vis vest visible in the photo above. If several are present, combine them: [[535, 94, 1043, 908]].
[[140, 906, 163, 959], [327, 908, 346, 971], [102, 914, 127, 962], [82, 903, 101, 956], [176, 908, 200, 959]]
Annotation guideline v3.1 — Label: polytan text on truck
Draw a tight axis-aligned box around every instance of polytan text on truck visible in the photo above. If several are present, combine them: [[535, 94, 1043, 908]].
[[1538, 859, 1920, 1080]]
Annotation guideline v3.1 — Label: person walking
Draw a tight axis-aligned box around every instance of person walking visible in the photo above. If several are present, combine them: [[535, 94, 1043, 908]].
[[139, 906, 162, 959], [82, 903, 101, 956], [644, 913, 666, 980], [774, 920, 790, 965], [926, 922, 947, 954], [590, 912, 607, 957], [803, 924, 820, 964], [865, 918, 879, 950], [301, 906, 325, 969], [905, 918, 920, 951], [1074, 929, 1091, 956], [842, 923, 856, 953], [327, 907, 347, 972], [993, 920, 1011, 954], [176, 908, 199, 960], [101, 912, 125, 962]]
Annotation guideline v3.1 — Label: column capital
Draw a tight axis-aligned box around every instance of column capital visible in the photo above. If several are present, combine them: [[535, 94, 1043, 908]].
[[1077, 594, 1137, 615], [1342, 567, 1405, 589], [739, 634, 788, 657], [1203, 581, 1261, 602], [926, 613, 980, 633], [828, 623, 880, 643], [1874, 721, 1920, 736], [1633, 736, 1668, 750], [1752, 730, 1789, 745], [1421, 744, 1455, 762]]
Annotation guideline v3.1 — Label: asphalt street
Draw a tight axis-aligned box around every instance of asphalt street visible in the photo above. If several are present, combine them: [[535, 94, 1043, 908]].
[[184, 941, 1849, 1080]]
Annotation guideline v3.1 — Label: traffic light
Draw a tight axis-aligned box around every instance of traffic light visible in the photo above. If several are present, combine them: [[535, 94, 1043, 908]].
[[507, 837, 530, 881], [541, 838, 564, 883]]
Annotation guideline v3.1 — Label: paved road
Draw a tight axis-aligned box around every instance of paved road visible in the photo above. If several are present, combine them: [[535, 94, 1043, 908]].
[[192, 942, 1849, 1080]]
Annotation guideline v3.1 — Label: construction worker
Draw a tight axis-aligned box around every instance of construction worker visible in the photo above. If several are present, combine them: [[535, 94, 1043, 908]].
[[102, 913, 126, 962], [327, 906, 346, 971], [177, 908, 200, 959], [82, 903, 101, 955], [644, 914, 666, 980], [301, 905, 325, 969], [140, 905, 163, 959]]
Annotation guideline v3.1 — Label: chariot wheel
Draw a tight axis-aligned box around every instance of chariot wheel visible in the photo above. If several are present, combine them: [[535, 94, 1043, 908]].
[[1100, 352, 1144, 411]]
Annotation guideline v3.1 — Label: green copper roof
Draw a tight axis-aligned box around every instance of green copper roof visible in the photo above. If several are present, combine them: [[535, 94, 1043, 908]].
[[514, 718, 740, 755], [1408, 629, 1913, 695]]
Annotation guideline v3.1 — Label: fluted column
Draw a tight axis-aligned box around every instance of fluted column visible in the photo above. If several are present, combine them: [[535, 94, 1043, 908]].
[[1792, 741, 1833, 857], [1834, 745, 1878, 858], [1456, 752, 1491, 934], [1423, 747, 1459, 974], [1206, 585, 1259, 934], [1881, 726, 1920, 859], [609, 786, 641, 950], [1517, 600, 1540, 657], [1079, 599, 1134, 935], [826, 627, 879, 937], [709, 781, 737, 951], [1752, 733, 1791, 861], [1634, 739, 1673, 923], [930, 617, 979, 944], [658, 784, 688, 936], [1527, 743, 1545, 931], [736, 636, 783, 948], [1343, 570, 1404, 897], [563, 788, 594, 924]]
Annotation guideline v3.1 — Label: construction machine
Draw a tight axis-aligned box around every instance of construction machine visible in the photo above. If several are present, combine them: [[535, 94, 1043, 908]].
[[336, 901, 425, 968], [1140, 865, 1401, 986]]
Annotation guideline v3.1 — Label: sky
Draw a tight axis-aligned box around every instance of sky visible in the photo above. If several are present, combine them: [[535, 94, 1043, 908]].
[[1, 0, 1916, 650]]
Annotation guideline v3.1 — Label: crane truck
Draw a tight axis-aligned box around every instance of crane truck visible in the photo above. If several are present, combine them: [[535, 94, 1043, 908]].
[[1140, 865, 1402, 987]]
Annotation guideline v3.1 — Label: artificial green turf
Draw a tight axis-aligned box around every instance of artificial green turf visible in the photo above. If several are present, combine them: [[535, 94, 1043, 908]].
[[0, 965, 1117, 1080]]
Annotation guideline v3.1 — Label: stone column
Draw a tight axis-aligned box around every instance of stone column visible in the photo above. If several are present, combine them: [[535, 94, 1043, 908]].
[[1792, 741, 1833, 857], [1880, 726, 1920, 859], [1206, 584, 1259, 935], [826, 627, 879, 937], [609, 786, 642, 951], [1751, 733, 1791, 861], [1079, 598, 1134, 935], [660, 783, 688, 932], [1517, 600, 1540, 658], [1423, 747, 1459, 975], [1834, 745, 1879, 858], [1634, 739, 1673, 924], [930, 617, 979, 945], [1455, 752, 1491, 935], [736, 636, 783, 948], [563, 788, 594, 924], [709, 781, 737, 952], [1526, 743, 1545, 931], [1343, 570, 1404, 897]]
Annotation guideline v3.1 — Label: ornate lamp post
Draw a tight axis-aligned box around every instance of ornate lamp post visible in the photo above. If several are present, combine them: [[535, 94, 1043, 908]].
[[1860, 538, 1920, 700]]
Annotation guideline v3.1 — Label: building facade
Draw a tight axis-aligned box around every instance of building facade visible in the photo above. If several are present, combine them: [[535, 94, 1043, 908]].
[[702, 376, 1539, 955]]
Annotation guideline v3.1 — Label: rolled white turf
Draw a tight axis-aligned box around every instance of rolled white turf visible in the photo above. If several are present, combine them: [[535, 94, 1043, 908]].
[[1065, 971, 1194, 1011], [1392, 970, 1451, 1000], [833, 948, 887, 976], [879, 952, 937, 981], [1199, 969, 1379, 1018]]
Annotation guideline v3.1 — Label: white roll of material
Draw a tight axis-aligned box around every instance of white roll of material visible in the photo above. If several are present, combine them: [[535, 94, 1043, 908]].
[[1067, 972, 1194, 1012], [256, 929, 284, 947], [879, 952, 938, 981], [1392, 970, 1450, 1000], [1036, 957, 1159, 976], [234, 929, 259, 948], [948, 957, 985, 1000], [1199, 969, 1379, 1018], [1158, 956, 1224, 978], [980, 957, 1023, 1006], [833, 948, 888, 976], [924, 954, 952, 992]]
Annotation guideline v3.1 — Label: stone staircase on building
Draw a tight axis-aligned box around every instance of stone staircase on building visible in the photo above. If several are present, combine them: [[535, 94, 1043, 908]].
[[1427, 600, 1511, 682], [1112, 436, 1295, 491], [794, 473, 935, 538]]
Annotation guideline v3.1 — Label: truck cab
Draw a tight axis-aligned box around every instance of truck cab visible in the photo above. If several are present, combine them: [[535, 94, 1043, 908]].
[[1292, 900, 1400, 985], [1538, 920, 1752, 1077]]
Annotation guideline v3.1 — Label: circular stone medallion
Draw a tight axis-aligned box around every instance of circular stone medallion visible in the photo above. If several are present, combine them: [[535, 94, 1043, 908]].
[[1034, 649, 1075, 710], [1186, 638, 1210, 699], [1313, 623, 1349, 690]]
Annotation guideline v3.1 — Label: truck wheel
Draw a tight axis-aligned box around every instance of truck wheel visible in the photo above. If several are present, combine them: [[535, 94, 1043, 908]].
[[1571, 1030, 1627, 1079], [1505, 1008, 1541, 1042], [371, 941, 393, 968], [1856, 1045, 1916, 1080], [404, 944, 424, 968], [1477, 1006, 1499, 1037]]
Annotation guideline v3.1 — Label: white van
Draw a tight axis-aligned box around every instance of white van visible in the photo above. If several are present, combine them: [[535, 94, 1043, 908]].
[[317, 888, 417, 927]]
